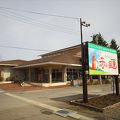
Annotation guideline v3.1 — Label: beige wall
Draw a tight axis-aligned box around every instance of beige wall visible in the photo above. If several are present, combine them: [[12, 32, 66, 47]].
[[0, 66, 13, 81]]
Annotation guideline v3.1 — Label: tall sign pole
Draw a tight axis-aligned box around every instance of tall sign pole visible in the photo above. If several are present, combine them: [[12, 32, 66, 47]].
[[115, 75, 119, 95], [80, 18, 90, 103]]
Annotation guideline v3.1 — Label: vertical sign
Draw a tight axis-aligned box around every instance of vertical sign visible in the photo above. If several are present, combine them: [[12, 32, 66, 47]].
[[88, 43, 118, 75]]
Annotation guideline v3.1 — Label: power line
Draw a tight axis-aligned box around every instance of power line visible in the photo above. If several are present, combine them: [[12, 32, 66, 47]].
[[0, 45, 51, 52], [0, 9, 78, 31], [0, 6, 79, 20], [0, 9, 79, 35], [0, 7, 80, 51]]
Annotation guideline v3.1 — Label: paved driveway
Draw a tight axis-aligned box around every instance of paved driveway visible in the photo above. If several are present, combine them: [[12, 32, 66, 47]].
[[0, 92, 76, 120], [11, 84, 113, 106], [0, 84, 118, 120]]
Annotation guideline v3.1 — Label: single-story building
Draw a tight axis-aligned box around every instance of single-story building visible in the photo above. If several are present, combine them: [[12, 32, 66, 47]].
[[15, 44, 82, 87]]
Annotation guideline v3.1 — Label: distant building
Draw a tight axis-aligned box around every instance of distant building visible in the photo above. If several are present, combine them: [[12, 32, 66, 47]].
[[0, 60, 26, 81]]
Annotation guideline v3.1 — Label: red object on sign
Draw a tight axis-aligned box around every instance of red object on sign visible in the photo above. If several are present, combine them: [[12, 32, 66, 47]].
[[99, 57, 106, 69], [109, 59, 117, 69], [91, 53, 97, 70]]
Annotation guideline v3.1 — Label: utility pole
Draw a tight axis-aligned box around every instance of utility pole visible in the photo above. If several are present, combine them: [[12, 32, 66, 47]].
[[80, 18, 90, 103], [80, 18, 83, 44]]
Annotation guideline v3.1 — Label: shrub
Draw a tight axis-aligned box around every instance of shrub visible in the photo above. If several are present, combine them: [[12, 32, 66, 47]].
[[14, 79, 23, 83], [6, 77, 12, 81], [0, 76, 3, 82]]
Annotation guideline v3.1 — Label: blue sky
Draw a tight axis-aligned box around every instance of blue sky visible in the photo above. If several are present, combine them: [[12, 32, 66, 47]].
[[0, 0, 120, 60]]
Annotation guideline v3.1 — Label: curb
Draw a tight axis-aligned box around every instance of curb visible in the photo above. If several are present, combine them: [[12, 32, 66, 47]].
[[70, 100, 103, 112], [70, 100, 120, 113]]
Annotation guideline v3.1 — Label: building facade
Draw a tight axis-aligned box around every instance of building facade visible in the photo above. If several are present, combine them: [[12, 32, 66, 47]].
[[15, 45, 82, 87]]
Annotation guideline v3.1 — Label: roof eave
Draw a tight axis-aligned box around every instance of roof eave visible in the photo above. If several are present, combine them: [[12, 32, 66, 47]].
[[0, 64, 18, 67], [14, 62, 82, 68]]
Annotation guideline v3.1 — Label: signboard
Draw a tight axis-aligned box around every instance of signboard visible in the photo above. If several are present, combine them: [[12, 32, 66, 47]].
[[88, 42, 119, 75]]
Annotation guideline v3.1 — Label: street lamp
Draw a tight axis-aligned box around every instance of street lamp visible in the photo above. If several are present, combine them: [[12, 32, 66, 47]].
[[80, 18, 90, 103], [80, 18, 90, 44]]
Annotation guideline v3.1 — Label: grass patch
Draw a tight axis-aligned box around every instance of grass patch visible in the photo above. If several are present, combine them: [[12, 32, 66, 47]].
[[89, 70, 108, 75]]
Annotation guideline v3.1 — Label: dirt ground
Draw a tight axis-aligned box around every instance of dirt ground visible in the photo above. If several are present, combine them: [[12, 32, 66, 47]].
[[0, 83, 71, 92], [78, 94, 120, 108]]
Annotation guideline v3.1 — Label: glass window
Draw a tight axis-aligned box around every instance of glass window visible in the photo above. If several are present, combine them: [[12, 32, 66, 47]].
[[67, 68, 81, 81], [52, 69, 62, 82]]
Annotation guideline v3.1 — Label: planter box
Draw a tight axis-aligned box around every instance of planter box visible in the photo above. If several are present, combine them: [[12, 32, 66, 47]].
[[70, 100, 103, 112], [0, 81, 13, 84], [30, 82, 66, 87], [70, 99, 120, 113]]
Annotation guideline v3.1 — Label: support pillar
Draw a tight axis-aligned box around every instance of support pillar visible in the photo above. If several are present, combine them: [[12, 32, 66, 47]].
[[62, 67, 66, 82], [49, 67, 52, 84], [28, 67, 31, 81], [99, 75, 102, 85]]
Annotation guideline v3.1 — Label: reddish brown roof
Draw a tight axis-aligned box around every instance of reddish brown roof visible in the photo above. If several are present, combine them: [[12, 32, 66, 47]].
[[0, 60, 27, 66], [40, 44, 81, 57], [16, 46, 82, 68]]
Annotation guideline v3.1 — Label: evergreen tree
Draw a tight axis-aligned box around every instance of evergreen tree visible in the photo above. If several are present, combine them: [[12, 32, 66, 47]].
[[91, 33, 108, 47], [109, 39, 119, 50]]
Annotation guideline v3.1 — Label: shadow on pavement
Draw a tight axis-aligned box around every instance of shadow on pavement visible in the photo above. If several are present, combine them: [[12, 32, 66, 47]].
[[51, 94, 99, 103]]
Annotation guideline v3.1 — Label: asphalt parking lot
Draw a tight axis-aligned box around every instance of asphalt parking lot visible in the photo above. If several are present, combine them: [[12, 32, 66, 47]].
[[0, 84, 119, 120]]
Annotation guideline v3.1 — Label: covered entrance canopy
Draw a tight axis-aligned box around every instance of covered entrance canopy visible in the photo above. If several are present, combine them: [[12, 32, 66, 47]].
[[15, 62, 82, 87]]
